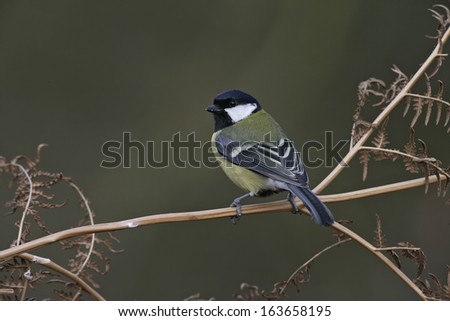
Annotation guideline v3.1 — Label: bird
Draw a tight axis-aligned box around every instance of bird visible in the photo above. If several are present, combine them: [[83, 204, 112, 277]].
[[205, 89, 334, 227]]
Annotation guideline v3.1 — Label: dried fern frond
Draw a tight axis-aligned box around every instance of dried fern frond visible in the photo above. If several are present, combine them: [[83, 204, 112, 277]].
[[435, 81, 445, 124], [259, 265, 313, 301], [0, 145, 121, 300], [426, 5, 450, 78], [411, 96, 424, 128], [233, 283, 263, 301], [404, 77, 450, 130], [398, 241, 427, 279], [373, 214, 387, 248], [403, 95, 412, 117], [0, 257, 55, 300], [415, 265, 450, 300], [351, 65, 411, 147], [424, 75, 434, 125], [384, 65, 410, 103], [388, 250, 402, 269], [359, 150, 371, 181], [360, 127, 449, 198], [403, 129, 419, 173], [371, 119, 392, 161], [351, 78, 389, 146], [371, 118, 390, 149]]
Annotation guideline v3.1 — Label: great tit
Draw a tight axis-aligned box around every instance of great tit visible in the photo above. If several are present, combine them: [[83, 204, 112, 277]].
[[206, 89, 334, 227]]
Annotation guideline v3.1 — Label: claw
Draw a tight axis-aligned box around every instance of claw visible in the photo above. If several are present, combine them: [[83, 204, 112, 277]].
[[287, 192, 300, 214], [229, 193, 252, 224], [230, 201, 242, 224]]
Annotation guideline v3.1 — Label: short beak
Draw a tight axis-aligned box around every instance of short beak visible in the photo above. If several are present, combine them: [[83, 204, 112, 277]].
[[206, 105, 221, 113]]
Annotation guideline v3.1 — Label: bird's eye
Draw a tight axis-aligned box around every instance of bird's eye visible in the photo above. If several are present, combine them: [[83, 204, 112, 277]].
[[229, 100, 237, 107]]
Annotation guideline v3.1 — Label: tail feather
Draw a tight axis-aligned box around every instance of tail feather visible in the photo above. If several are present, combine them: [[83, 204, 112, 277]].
[[287, 185, 334, 227]]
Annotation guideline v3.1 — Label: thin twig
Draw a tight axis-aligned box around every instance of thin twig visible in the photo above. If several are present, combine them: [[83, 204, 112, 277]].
[[278, 238, 352, 296], [360, 146, 450, 179], [374, 246, 421, 252], [19, 278, 29, 301], [321, 175, 444, 203], [405, 93, 450, 108], [12, 163, 33, 246], [0, 289, 14, 295], [66, 181, 96, 276]]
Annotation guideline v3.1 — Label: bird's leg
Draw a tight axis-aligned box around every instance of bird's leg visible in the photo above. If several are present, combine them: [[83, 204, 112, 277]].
[[287, 192, 300, 214], [230, 193, 252, 224]]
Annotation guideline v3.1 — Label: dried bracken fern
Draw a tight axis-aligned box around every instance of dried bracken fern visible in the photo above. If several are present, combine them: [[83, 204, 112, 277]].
[[404, 76, 450, 130], [358, 130, 449, 197], [372, 216, 428, 282], [0, 146, 120, 300], [426, 4, 450, 78], [371, 119, 390, 150], [351, 67, 410, 148], [415, 265, 450, 300], [403, 129, 419, 173], [359, 150, 371, 182], [373, 214, 387, 248], [0, 257, 54, 301], [353, 5, 450, 194], [398, 242, 427, 279], [233, 283, 264, 301], [355, 72, 450, 194]]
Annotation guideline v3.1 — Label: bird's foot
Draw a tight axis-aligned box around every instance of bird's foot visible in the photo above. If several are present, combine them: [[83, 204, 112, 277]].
[[287, 192, 300, 214], [229, 193, 252, 224], [229, 200, 242, 224]]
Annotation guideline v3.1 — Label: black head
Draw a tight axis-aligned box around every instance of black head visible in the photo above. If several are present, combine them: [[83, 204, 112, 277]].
[[206, 90, 262, 131]]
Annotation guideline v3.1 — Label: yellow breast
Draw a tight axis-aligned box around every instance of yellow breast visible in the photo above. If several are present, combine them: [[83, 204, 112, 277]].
[[211, 132, 269, 195]]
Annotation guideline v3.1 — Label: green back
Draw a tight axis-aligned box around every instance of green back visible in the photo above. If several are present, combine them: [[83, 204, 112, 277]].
[[220, 110, 286, 144]]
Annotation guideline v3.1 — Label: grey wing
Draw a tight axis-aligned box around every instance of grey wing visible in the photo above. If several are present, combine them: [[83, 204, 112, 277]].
[[215, 134, 309, 187]]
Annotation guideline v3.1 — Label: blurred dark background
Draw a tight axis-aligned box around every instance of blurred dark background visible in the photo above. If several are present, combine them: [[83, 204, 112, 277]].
[[0, 0, 449, 300]]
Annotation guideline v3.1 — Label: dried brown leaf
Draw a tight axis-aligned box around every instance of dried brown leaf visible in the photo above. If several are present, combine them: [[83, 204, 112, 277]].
[[388, 250, 402, 269], [359, 151, 370, 181], [372, 118, 390, 149], [411, 96, 423, 128], [373, 214, 386, 248], [398, 241, 426, 279], [436, 81, 444, 125], [445, 106, 450, 127], [403, 95, 412, 117], [403, 129, 419, 173], [425, 75, 433, 126]]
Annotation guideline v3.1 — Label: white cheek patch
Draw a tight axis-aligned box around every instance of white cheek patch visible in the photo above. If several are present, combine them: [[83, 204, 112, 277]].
[[225, 103, 257, 123]]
